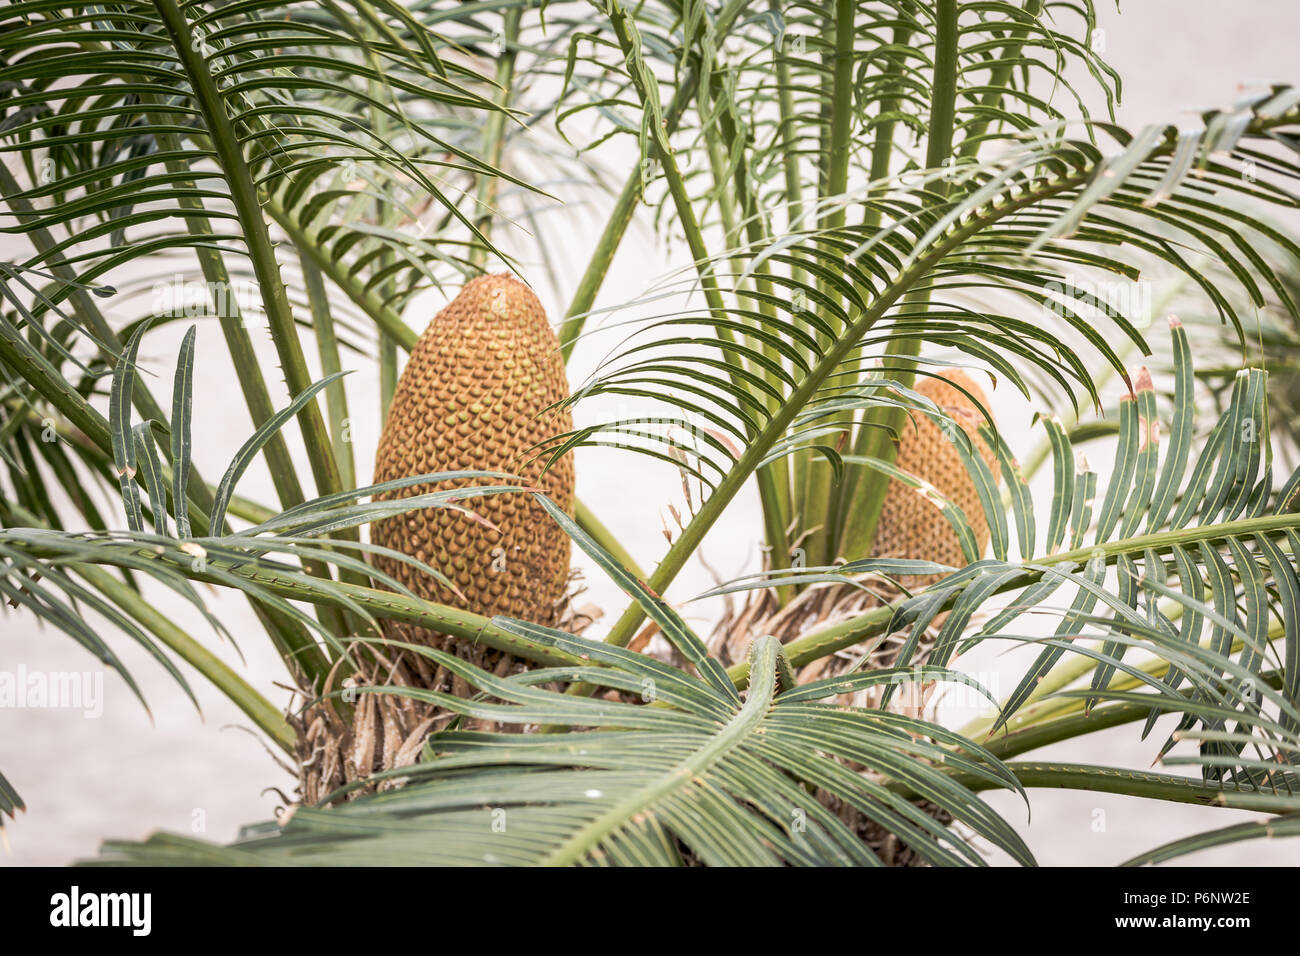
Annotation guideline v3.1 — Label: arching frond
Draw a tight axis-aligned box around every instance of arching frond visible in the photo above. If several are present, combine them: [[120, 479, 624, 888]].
[[89, 627, 1031, 866], [551, 89, 1300, 656]]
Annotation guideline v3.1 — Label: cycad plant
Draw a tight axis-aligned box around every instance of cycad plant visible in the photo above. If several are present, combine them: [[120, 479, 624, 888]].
[[3, 0, 1300, 866]]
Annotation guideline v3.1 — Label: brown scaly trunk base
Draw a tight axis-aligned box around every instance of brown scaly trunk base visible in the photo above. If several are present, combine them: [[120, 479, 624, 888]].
[[292, 590, 602, 807], [292, 643, 443, 808]]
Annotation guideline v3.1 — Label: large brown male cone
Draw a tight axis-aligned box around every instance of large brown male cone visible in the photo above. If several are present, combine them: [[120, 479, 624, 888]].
[[299, 274, 573, 802], [871, 368, 998, 583], [371, 273, 574, 661]]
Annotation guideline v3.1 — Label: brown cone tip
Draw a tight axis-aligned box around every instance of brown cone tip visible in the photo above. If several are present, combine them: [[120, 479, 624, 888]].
[[370, 273, 574, 632], [870, 368, 999, 579]]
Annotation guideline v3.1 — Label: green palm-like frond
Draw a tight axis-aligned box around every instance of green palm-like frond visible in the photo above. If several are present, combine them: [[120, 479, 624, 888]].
[[682, 314, 1300, 861], [548, 88, 1300, 655], [0, 0, 525, 528], [0, 767, 22, 831], [0, 0, 507, 295], [90, 628, 1031, 866], [0, 315, 547, 785], [1120, 812, 1300, 866]]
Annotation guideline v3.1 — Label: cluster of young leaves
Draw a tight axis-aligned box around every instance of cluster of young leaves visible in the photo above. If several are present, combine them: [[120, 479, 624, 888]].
[[547, 1, 1118, 224], [682, 0, 1119, 238]]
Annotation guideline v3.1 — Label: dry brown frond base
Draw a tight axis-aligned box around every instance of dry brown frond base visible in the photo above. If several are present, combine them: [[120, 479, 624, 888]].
[[292, 579, 601, 807]]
